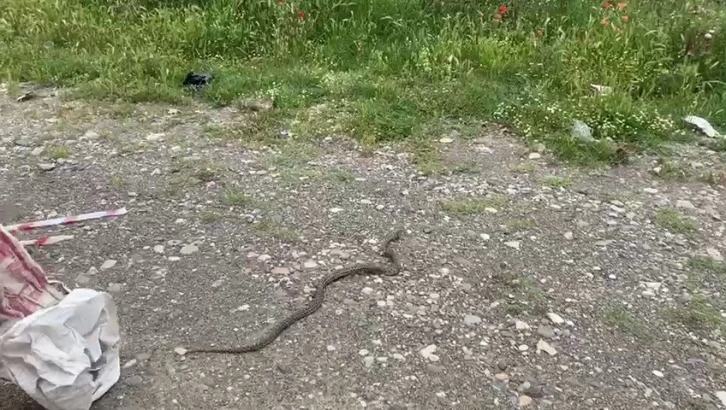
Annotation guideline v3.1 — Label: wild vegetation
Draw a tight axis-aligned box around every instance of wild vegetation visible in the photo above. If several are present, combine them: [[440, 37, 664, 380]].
[[1, 0, 724, 162]]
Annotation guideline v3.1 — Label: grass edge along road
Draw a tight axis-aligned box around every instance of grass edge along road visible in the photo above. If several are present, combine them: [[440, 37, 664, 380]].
[[1, 0, 725, 164]]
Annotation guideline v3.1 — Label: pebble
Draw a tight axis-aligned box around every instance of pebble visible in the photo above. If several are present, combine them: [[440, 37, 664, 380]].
[[536, 339, 557, 356], [515, 320, 530, 330], [30, 147, 44, 156], [38, 163, 56, 171], [652, 370, 664, 378], [419, 344, 439, 362], [272, 267, 290, 275], [173, 347, 187, 356], [125, 375, 144, 386], [715, 391, 726, 407], [427, 364, 445, 373], [257, 254, 271, 262], [362, 287, 374, 295], [100, 259, 117, 270], [676, 200, 695, 210], [153, 245, 165, 254], [494, 373, 509, 382], [537, 325, 555, 339], [505, 241, 521, 250], [563, 231, 573, 240], [303, 260, 318, 269], [644, 188, 658, 194], [547, 312, 565, 325], [518, 344, 529, 352], [363, 356, 375, 367], [329, 207, 344, 213], [123, 359, 137, 368], [180, 244, 199, 255], [528, 153, 541, 160], [519, 395, 533, 407], [480, 233, 491, 241], [464, 314, 482, 326], [326, 345, 336, 352], [107, 283, 123, 293]]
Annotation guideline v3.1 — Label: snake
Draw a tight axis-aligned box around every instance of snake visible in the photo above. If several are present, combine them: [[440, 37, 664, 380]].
[[185, 229, 404, 355]]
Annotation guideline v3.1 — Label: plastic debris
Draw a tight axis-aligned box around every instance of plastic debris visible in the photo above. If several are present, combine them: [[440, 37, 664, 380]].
[[20, 234, 75, 247], [589, 84, 612, 96], [6, 208, 127, 233], [684, 115, 720, 138], [16, 92, 34, 102]]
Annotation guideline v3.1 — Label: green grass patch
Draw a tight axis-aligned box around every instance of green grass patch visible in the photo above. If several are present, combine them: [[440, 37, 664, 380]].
[[439, 195, 509, 216], [655, 209, 699, 236], [665, 295, 723, 332], [49, 146, 70, 159], [603, 307, 652, 341], [221, 189, 253, 207], [1, 0, 725, 163], [544, 176, 572, 189]]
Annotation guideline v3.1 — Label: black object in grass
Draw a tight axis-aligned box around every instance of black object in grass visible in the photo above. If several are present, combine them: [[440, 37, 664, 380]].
[[182, 72, 213, 87]]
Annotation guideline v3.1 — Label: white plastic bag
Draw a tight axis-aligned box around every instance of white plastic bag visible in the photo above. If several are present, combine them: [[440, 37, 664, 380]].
[[0, 289, 121, 410]]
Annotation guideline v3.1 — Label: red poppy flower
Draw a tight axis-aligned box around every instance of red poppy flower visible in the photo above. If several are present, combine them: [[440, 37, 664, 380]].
[[621, 14, 629, 23], [603, 1, 612, 9], [498, 5, 508, 15], [298, 10, 306, 20], [616, 2, 627, 10], [601, 18, 610, 27]]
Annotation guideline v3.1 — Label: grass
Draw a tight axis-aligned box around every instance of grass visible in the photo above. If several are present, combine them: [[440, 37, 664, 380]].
[[665, 295, 723, 332], [1, 0, 724, 163], [655, 209, 699, 236], [253, 219, 300, 242], [49, 146, 70, 159], [439, 195, 509, 215], [544, 176, 572, 189], [603, 307, 652, 341], [221, 189, 253, 207]]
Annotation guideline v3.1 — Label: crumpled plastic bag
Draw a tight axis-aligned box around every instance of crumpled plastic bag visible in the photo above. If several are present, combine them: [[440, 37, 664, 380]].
[[0, 288, 121, 410]]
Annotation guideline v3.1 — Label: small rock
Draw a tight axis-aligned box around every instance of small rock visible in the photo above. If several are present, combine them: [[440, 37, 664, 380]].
[[589, 84, 613, 96], [329, 207, 344, 213], [505, 241, 521, 250], [676, 200, 696, 210], [146, 132, 165, 142], [272, 267, 290, 275], [439, 137, 453, 144], [515, 320, 530, 330], [257, 254, 271, 262], [326, 345, 336, 352], [363, 356, 375, 367], [571, 120, 594, 142], [547, 312, 565, 325], [652, 370, 664, 378], [83, 130, 100, 140], [563, 231, 573, 240], [180, 244, 199, 255], [419, 344, 439, 361], [123, 359, 138, 368], [528, 153, 541, 160], [30, 147, 44, 156], [497, 360, 508, 370], [362, 287, 374, 295], [153, 245, 165, 254], [125, 375, 144, 386], [14, 137, 32, 147], [518, 344, 529, 352], [715, 391, 726, 407], [464, 314, 482, 326], [537, 325, 555, 339], [173, 347, 187, 356], [494, 373, 509, 382], [303, 260, 318, 269], [427, 364, 445, 373], [519, 395, 533, 407], [100, 259, 117, 270], [107, 283, 123, 293], [480, 233, 491, 241], [38, 163, 55, 171], [707, 247, 724, 262], [536, 339, 557, 356]]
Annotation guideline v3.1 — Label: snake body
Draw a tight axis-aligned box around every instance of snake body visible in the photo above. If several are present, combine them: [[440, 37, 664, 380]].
[[186, 229, 403, 355]]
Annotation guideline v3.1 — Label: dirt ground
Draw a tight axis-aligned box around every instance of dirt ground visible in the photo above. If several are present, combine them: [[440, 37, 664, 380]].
[[1, 86, 725, 410]]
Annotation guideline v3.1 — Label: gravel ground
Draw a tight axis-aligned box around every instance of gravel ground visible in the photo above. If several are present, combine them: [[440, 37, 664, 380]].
[[1, 86, 726, 410]]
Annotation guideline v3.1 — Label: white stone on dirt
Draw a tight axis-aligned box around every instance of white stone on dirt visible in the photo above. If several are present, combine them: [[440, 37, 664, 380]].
[[644, 188, 658, 194], [464, 314, 482, 326], [180, 244, 199, 255], [537, 325, 555, 339], [361, 287, 373, 295], [515, 320, 530, 331], [153, 245, 165, 254], [257, 254, 271, 262], [303, 260, 318, 269], [707, 247, 724, 261], [676, 200, 695, 210], [715, 391, 726, 407], [326, 345, 336, 352], [519, 395, 533, 407], [547, 312, 565, 325], [563, 231, 573, 240], [173, 347, 187, 356], [329, 207, 344, 213], [652, 370, 664, 378], [537, 339, 557, 356], [528, 153, 541, 159], [38, 163, 55, 171], [272, 267, 290, 275], [100, 259, 117, 270], [505, 241, 521, 249], [518, 344, 529, 352], [420, 344, 439, 361], [146, 132, 165, 142], [480, 233, 491, 241]]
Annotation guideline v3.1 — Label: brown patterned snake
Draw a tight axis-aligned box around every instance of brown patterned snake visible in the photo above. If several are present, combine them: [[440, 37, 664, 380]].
[[186, 229, 404, 355]]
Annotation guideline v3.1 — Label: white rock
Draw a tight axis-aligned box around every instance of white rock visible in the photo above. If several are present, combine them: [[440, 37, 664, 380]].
[[715, 391, 726, 407], [362, 287, 374, 295], [528, 153, 541, 160], [676, 200, 695, 210], [363, 356, 375, 367], [326, 345, 336, 352], [393, 353, 405, 361], [518, 344, 529, 352], [563, 231, 573, 240], [644, 188, 658, 194], [485, 207, 498, 214], [536, 339, 557, 356], [480, 233, 491, 241], [707, 247, 724, 262], [146, 132, 165, 142], [419, 344, 438, 361], [547, 312, 565, 325], [684, 115, 720, 138], [464, 315, 482, 326], [359, 349, 369, 356], [439, 137, 453, 143], [271, 267, 290, 275], [257, 254, 271, 262], [100, 259, 117, 270], [173, 347, 187, 356], [652, 370, 664, 378], [236, 305, 250, 312], [329, 207, 344, 213], [571, 120, 594, 142], [515, 320, 530, 330], [519, 395, 533, 407], [153, 245, 165, 254], [505, 241, 521, 250], [180, 244, 199, 255], [303, 260, 318, 269]]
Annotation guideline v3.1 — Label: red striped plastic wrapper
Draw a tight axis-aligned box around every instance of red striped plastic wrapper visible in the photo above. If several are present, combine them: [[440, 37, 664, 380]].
[[0, 225, 65, 321]]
